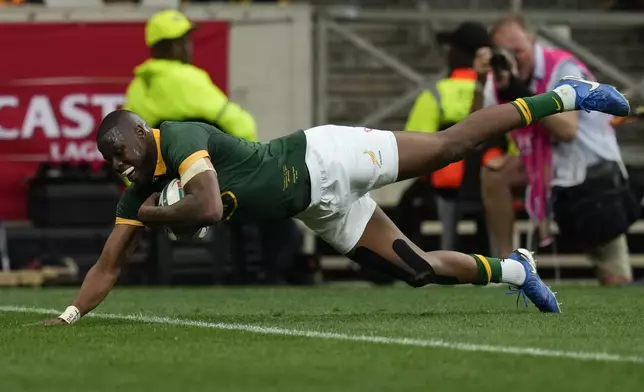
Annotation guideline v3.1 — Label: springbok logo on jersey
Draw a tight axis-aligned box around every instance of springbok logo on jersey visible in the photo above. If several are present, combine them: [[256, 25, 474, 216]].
[[363, 150, 382, 168]]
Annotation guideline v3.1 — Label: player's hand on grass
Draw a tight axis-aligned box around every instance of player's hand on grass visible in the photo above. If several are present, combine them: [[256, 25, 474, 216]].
[[42, 318, 68, 326], [26, 318, 68, 326]]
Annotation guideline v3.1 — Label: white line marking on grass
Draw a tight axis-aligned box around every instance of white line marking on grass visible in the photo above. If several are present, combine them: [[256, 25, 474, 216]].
[[2, 305, 643, 365]]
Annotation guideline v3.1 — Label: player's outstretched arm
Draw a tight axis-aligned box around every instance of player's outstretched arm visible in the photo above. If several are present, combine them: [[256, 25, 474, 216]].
[[138, 169, 223, 228], [40, 224, 142, 325]]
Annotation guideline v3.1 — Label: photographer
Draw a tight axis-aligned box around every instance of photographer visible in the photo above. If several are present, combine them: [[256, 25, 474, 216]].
[[474, 14, 638, 286]]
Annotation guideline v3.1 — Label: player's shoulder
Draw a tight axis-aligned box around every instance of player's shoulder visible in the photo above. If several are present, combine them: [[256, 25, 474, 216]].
[[159, 121, 222, 138], [158, 121, 222, 154]]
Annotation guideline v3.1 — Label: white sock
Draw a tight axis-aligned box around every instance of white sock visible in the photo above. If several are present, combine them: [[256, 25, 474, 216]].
[[500, 258, 527, 286], [552, 84, 577, 111]]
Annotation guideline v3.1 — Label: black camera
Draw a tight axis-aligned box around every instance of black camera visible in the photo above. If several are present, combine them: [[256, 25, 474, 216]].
[[489, 49, 533, 100], [490, 50, 512, 72]]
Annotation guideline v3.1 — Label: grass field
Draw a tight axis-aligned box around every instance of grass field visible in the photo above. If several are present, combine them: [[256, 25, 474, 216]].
[[2, 284, 644, 391]]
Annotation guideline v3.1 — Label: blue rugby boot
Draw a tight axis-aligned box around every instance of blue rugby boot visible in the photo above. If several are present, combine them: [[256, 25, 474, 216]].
[[507, 249, 562, 313], [553, 75, 630, 117]]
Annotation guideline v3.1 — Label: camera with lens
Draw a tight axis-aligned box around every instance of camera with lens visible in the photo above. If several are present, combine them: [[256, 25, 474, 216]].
[[490, 49, 512, 73], [489, 48, 533, 100]]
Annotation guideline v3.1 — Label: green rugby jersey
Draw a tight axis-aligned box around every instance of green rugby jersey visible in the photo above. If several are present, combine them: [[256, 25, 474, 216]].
[[115, 121, 310, 226]]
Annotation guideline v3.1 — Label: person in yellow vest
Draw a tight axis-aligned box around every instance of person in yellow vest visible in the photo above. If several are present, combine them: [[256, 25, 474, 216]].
[[124, 10, 301, 284], [124, 9, 257, 142], [403, 22, 506, 250]]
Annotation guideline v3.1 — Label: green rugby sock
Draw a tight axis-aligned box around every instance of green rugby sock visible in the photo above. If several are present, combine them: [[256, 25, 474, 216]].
[[511, 91, 564, 126], [470, 254, 503, 285]]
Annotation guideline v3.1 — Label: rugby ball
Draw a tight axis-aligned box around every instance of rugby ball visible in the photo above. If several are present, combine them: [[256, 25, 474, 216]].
[[158, 179, 209, 242]]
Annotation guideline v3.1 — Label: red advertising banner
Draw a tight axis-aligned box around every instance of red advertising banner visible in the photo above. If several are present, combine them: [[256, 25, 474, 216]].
[[0, 22, 229, 220]]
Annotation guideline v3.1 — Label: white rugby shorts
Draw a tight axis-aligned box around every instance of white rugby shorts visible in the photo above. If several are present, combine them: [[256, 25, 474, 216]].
[[295, 125, 399, 254]]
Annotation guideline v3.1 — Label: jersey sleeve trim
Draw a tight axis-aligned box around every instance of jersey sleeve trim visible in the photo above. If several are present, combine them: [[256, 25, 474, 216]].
[[179, 150, 210, 177], [152, 128, 168, 176], [115, 217, 144, 227], [181, 157, 216, 186]]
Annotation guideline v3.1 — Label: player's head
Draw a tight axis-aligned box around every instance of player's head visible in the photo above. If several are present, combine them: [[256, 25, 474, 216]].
[[491, 14, 536, 82], [437, 22, 491, 71], [96, 110, 157, 185], [146, 9, 195, 64]]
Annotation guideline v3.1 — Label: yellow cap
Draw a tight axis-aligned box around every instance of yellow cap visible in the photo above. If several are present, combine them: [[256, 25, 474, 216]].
[[145, 9, 195, 47]]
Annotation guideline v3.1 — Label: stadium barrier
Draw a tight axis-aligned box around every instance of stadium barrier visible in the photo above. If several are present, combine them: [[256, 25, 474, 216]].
[[313, 220, 644, 274]]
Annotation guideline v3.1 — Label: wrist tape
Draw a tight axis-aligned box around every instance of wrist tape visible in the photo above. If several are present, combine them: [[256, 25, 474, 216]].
[[58, 306, 81, 324]]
